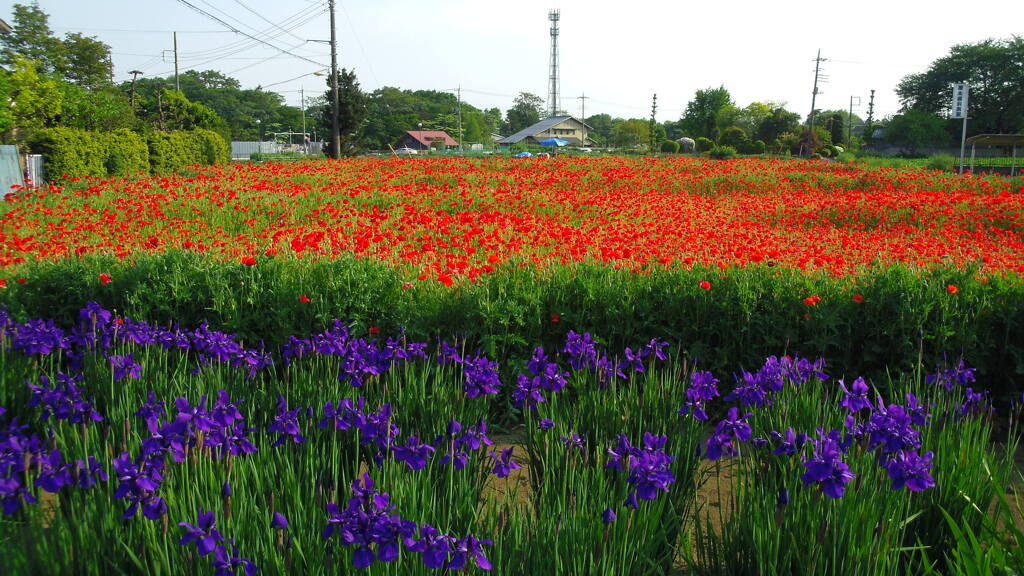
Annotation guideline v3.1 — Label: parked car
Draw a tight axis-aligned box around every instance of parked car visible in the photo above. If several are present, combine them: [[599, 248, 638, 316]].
[[395, 147, 419, 155]]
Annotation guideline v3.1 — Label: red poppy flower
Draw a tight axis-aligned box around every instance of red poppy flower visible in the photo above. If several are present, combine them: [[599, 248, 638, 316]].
[[946, 284, 958, 294], [0, 279, 6, 289], [402, 281, 415, 290], [852, 294, 864, 304], [16, 278, 26, 285], [241, 256, 257, 267], [699, 280, 711, 291], [369, 326, 380, 335], [551, 313, 560, 323], [298, 294, 310, 304], [99, 273, 112, 285], [803, 295, 821, 307]]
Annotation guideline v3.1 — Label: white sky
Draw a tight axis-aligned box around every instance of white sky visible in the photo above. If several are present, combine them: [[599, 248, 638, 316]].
[[10, 0, 1023, 123]]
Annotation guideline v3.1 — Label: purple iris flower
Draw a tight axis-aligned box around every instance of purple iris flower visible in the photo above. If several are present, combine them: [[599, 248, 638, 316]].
[[537, 418, 554, 431], [27, 373, 103, 424], [271, 512, 289, 530], [405, 523, 456, 570], [462, 354, 503, 398], [109, 354, 143, 382], [800, 430, 855, 498], [602, 507, 617, 524], [448, 534, 493, 571], [268, 395, 306, 447], [882, 450, 936, 492], [679, 370, 720, 421], [561, 432, 586, 453], [562, 331, 599, 371], [112, 452, 167, 520], [926, 358, 976, 390], [770, 428, 808, 456], [179, 508, 223, 556], [489, 447, 521, 478], [210, 539, 258, 576], [393, 436, 435, 471], [838, 377, 872, 413], [512, 374, 546, 411], [75, 456, 108, 489]]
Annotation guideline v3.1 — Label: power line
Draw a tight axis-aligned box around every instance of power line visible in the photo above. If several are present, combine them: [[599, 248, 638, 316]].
[[171, 0, 324, 67]]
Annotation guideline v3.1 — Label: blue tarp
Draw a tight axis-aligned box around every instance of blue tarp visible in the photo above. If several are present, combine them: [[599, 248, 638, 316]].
[[514, 151, 533, 158], [538, 138, 569, 147]]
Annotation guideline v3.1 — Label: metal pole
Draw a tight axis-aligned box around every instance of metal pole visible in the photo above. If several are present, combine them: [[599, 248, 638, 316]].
[[958, 114, 968, 174], [329, 0, 340, 159], [300, 87, 306, 153], [173, 32, 180, 91], [457, 85, 462, 151]]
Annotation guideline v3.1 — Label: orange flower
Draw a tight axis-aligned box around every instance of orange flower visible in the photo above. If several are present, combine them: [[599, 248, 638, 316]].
[[946, 284, 958, 294], [99, 273, 112, 285], [699, 280, 711, 291], [298, 294, 310, 304]]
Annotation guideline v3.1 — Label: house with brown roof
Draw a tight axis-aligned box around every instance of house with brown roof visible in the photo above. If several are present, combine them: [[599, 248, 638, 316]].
[[397, 130, 458, 151]]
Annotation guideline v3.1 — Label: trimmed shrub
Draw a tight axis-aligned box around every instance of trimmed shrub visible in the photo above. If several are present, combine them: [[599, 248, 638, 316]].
[[660, 139, 680, 153], [146, 130, 227, 174], [695, 137, 715, 152], [709, 145, 737, 160], [27, 127, 107, 180], [103, 129, 150, 177], [740, 139, 767, 155], [719, 126, 749, 150], [193, 129, 230, 165]]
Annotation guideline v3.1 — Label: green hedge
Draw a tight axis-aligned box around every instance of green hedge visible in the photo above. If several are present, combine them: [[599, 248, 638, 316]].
[[2, 251, 1022, 402], [28, 127, 228, 181], [147, 129, 230, 174]]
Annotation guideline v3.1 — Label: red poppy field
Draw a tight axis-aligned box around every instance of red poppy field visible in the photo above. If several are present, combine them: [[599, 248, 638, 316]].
[[2, 156, 1023, 280]]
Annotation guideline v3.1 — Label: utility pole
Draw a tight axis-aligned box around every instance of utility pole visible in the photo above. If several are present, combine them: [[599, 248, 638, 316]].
[[128, 70, 143, 109], [329, 0, 340, 159], [173, 32, 180, 91], [848, 95, 861, 145], [578, 93, 588, 145], [455, 85, 463, 150], [300, 87, 307, 153], [808, 49, 827, 156]]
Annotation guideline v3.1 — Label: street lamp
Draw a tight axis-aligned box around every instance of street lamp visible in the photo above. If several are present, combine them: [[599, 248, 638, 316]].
[[418, 123, 424, 151], [256, 119, 262, 142]]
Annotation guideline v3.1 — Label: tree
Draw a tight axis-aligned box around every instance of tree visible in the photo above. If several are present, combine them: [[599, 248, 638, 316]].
[[6, 57, 63, 136], [505, 92, 545, 134], [756, 106, 801, 145], [317, 68, 368, 157], [897, 37, 1024, 135], [0, 3, 64, 74], [60, 84, 136, 132], [483, 107, 503, 137], [60, 33, 113, 90], [884, 110, 950, 153], [612, 119, 649, 148], [678, 86, 734, 140], [584, 113, 616, 145]]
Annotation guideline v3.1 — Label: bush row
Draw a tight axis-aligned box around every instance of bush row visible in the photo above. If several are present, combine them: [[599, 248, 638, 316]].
[[27, 127, 229, 181], [3, 252, 1021, 402]]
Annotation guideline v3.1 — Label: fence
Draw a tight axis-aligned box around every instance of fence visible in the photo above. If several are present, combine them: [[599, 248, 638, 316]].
[[231, 141, 324, 160]]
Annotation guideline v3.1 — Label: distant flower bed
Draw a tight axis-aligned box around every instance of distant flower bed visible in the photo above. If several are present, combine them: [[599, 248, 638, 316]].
[[2, 157, 1022, 278]]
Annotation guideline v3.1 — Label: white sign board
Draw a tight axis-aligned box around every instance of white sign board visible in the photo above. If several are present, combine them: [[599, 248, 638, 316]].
[[951, 83, 969, 119]]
